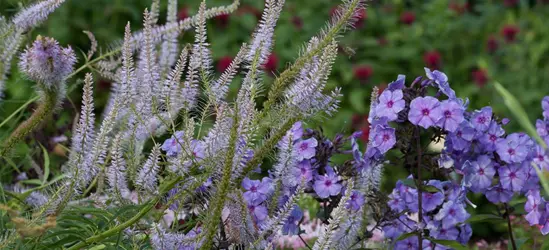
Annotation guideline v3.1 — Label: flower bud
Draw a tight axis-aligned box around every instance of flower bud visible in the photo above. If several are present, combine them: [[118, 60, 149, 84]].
[[19, 35, 76, 88]]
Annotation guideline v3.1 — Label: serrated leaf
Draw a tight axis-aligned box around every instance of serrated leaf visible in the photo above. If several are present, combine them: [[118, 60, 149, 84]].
[[466, 214, 503, 223]]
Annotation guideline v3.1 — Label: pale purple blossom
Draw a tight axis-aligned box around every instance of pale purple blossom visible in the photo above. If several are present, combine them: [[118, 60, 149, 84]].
[[161, 131, 185, 157], [448, 122, 475, 151], [462, 155, 495, 192], [471, 107, 492, 132], [371, 125, 396, 154], [480, 121, 505, 152], [496, 134, 529, 163], [313, 172, 342, 198], [282, 206, 303, 235], [435, 201, 470, 229], [525, 190, 543, 226], [408, 96, 442, 129], [242, 177, 271, 203], [346, 190, 365, 211], [295, 138, 318, 161], [498, 164, 526, 192], [291, 160, 314, 183], [436, 99, 464, 132], [485, 184, 513, 204], [375, 89, 405, 121], [542, 96, 549, 120]]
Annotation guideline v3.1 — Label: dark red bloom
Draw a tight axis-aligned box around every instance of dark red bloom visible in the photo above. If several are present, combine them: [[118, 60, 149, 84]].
[[504, 0, 519, 7], [501, 25, 519, 43], [487, 35, 499, 53], [214, 13, 230, 28], [471, 69, 489, 88], [263, 54, 278, 74], [237, 5, 262, 20], [292, 16, 303, 30], [423, 50, 442, 69], [217, 56, 233, 73], [178, 7, 189, 21], [353, 65, 373, 82], [400, 11, 415, 25]]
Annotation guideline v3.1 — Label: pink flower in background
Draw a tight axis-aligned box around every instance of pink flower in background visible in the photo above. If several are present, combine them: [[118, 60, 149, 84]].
[[501, 25, 519, 43], [217, 56, 233, 73], [177, 7, 188, 20], [472, 68, 489, 88], [214, 13, 230, 28], [423, 50, 442, 69], [263, 53, 279, 74], [504, 0, 519, 7], [353, 65, 373, 83], [400, 11, 415, 25], [487, 35, 499, 53], [292, 16, 303, 29]]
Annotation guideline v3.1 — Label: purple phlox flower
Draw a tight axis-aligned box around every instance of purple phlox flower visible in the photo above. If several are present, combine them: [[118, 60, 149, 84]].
[[462, 155, 495, 192], [375, 89, 406, 121], [248, 201, 268, 222], [456, 97, 469, 110], [388, 74, 406, 90], [313, 171, 342, 198], [485, 184, 514, 204], [288, 160, 313, 186], [388, 189, 406, 213], [480, 121, 505, 152], [371, 124, 396, 154], [471, 107, 492, 132], [294, 138, 318, 161], [434, 201, 470, 229], [436, 99, 464, 132], [424, 67, 456, 99], [522, 163, 540, 192], [242, 177, 271, 203], [496, 133, 529, 164], [498, 164, 526, 192], [516, 132, 535, 147], [542, 96, 549, 120], [190, 139, 206, 160], [536, 119, 549, 138], [540, 204, 549, 235], [408, 96, 442, 129], [383, 217, 415, 240], [430, 225, 459, 241], [532, 145, 549, 171], [285, 121, 303, 141], [422, 240, 450, 250], [395, 236, 419, 250], [458, 223, 472, 245], [350, 132, 364, 166], [161, 131, 185, 157], [282, 206, 303, 235], [397, 178, 419, 204], [525, 190, 543, 226], [422, 191, 444, 212], [438, 154, 454, 169], [346, 190, 365, 211], [448, 122, 475, 151]]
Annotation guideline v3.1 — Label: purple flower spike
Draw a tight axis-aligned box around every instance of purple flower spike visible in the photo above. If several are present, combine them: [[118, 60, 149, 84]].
[[408, 96, 442, 129], [525, 190, 543, 226], [295, 138, 318, 161], [437, 99, 464, 132], [471, 107, 493, 132], [161, 131, 185, 157], [371, 125, 396, 154], [376, 89, 406, 121], [242, 177, 271, 203], [313, 172, 342, 198], [485, 184, 514, 204]]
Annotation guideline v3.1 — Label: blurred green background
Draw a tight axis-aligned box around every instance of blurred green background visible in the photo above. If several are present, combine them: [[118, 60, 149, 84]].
[[1, 0, 549, 246]]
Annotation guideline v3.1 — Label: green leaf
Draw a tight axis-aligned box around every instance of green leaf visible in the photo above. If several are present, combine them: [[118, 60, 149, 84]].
[[423, 185, 440, 193], [466, 214, 504, 223], [89, 245, 106, 250], [395, 231, 416, 241], [400, 179, 417, 189], [39, 143, 50, 185], [428, 239, 469, 250], [512, 237, 532, 250]]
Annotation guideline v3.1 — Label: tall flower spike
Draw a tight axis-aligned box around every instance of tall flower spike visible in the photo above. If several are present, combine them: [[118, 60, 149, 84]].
[[107, 133, 130, 200], [11, 0, 66, 32], [69, 73, 96, 164], [0, 21, 23, 100], [159, 0, 179, 77], [211, 44, 247, 105], [136, 144, 161, 193], [247, 0, 285, 63]]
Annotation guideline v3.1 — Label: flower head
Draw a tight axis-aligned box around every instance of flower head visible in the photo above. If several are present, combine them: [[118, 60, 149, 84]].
[[371, 125, 396, 154], [313, 172, 342, 198], [471, 107, 492, 132], [19, 35, 76, 87], [408, 96, 442, 129], [435, 201, 469, 229], [161, 131, 185, 157], [485, 184, 513, 204], [353, 65, 373, 82], [462, 155, 495, 192], [346, 190, 365, 211], [437, 99, 464, 132], [501, 24, 519, 43], [498, 163, 526, 192], [471, 69, 489, 88], [375, 89, 405, 121], [525, 190, 543, 226], [282, 206, 303, 235], [295, 138, 318, 161], [242, 177, 271, 203]]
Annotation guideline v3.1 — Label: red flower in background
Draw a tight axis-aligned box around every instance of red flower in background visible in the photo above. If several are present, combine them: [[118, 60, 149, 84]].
[[471, 69, 489, 88], [423, 50, 442, 69], [263, 54, 278, 74], [178, 7, 189, 20], [400, 11, 416, 25], [292, 16, 303, 30], [504, 0, 519, 7], [330, 6, 367, 28], [487, 35, 499, 53], [353, 65, 373, 83], [214, 13, 230, 28], [217, 56, 233, 73], [501, 25, 519, 43], [237, 5, 262, 20]]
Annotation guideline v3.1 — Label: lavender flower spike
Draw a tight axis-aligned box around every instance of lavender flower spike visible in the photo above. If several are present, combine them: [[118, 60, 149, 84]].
[[12, 0, 67, 32]]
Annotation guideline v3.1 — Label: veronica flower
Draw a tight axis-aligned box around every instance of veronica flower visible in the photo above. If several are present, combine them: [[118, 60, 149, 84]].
[[371, 124, 396, 154], [485, 184, 513, 204], [161, 131, 185, 157], [242, 177, 271, 203], [313, 171, 342, 198], [462, 155, 495, 192], [525, 190, 543, 226], [434, 201, 469, 229], [471, 107, 492, 132], [375, 89, 405, 121], [408, 96, 442, 129], [294, 138, 318, 161], [282, 206, 303, 235], [436, 99, 464, 132]]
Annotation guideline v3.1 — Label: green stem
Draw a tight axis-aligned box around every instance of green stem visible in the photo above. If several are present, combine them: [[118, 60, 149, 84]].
[[66, 177, 182, 250], [0, 88, 57, 158]]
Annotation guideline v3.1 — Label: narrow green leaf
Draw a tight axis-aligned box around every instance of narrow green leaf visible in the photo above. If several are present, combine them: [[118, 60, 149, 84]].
[[532, 162, 549, 197], [395, 232, 416, 241], [39, 144, 50, 185], [466, 214, 504, 223]]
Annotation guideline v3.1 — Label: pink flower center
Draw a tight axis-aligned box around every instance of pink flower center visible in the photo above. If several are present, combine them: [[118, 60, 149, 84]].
[[456, 131, 462, 138], [538, 155, 545, 161], [509, 172, 517, 179], [449, 209, 456, 216], [300, 143, 308, 151], [479, 169, 485, 175], [490, 134, 497, 142], [477, 116, 487, 124], [325, 180, 332, 187], [444, 110, 452, 118], [508, 148, 516, 155], [250, 186, 257, 192], [422, 108, 430, 116], [387, 100, 394, 108], [383, 134, 390, 142]]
